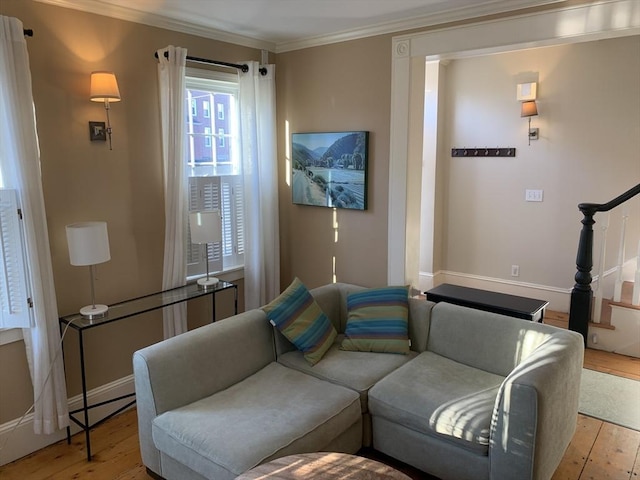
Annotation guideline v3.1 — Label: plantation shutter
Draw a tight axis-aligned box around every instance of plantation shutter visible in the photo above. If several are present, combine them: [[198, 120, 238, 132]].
[[0, 189, 32, 329], [221, 175, 244, 266], [187, 176, 223, 276]]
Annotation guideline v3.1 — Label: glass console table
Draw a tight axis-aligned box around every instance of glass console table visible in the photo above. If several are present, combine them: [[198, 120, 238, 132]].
[[59, 281, 238, 461]]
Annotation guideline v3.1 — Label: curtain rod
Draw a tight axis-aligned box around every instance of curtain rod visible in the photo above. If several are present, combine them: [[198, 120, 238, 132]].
[[24, 29, 33, 37], [154, 51, 267, 76]]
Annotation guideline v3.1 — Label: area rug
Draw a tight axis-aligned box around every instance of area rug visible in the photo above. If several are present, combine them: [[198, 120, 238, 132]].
[[579, 368, 640, 431]]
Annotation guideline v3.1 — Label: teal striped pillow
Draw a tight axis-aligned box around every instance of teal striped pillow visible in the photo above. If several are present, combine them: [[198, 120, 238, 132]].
[[341, 286, 410, 354], [262, 278, 337, 365]]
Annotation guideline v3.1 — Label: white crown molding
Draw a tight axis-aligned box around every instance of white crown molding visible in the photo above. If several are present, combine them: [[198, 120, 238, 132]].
[[275, 0, 566, 53], [34, 0, 564, 54], [32, 0, 276, 52]]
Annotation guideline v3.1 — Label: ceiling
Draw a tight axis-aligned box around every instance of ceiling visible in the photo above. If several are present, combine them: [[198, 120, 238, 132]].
[[36, 0, 564, 52]]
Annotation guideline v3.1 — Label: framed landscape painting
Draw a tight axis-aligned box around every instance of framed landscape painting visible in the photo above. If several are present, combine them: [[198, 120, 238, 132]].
[[291, 131, 368, 210]]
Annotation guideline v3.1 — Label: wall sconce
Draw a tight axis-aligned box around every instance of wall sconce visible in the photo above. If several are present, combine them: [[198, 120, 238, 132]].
[[89, 71, 121, 150], [521, 100, 539, 146], [517, 82, 539, 146]]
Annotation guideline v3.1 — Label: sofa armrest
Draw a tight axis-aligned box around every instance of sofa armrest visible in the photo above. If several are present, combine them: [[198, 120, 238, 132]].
[[489, 329, 584, 480], [133, 309, 275, 475], [408, 298, 434, 353]]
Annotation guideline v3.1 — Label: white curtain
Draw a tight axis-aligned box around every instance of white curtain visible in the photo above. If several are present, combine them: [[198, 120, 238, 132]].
[[238, 62, 280, 309], [157, 46, 188, 338], [0, 16, 69, 434]]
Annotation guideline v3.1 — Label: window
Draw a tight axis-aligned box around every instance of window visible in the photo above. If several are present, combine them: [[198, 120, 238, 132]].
[[0, 188, 32, 329], [190, 98, 197, 116], [203, 100, 210, 118], [217, 102, 224, 120], [185, 69, 244, 276]]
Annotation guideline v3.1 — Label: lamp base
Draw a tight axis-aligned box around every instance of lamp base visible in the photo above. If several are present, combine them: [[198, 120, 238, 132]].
[[80, 304, 108, 320], [197, 276, 219, 290]]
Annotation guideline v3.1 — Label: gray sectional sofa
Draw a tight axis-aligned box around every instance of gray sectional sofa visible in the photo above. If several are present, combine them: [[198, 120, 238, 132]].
[[133, 282, 584, 480]]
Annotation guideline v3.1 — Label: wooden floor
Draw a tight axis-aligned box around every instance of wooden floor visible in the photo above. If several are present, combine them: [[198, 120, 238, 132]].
[[1, 311, 639, 480]]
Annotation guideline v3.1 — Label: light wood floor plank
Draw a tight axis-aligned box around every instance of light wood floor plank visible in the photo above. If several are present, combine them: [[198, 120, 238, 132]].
[[583, 349, 640, 381], [552, 415, 603, 480], [632, 446, 640, 479], [580, 422, 640, 480]]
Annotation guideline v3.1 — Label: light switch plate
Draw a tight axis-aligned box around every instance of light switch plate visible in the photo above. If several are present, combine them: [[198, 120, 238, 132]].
[[525, 189, 543, 202]]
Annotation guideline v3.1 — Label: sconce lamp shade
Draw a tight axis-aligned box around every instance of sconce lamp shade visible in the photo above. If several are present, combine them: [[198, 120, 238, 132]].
[[66, 221, 111, 266], [189, 210, 222, 244], [521, 100, 538, 117], [90, 71, 121, 102]]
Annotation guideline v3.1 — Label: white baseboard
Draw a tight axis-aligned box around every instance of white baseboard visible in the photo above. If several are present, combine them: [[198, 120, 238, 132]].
[[419, 257, 639, 313], [419, 270, 572, 312], [0, 374, 135, 466]]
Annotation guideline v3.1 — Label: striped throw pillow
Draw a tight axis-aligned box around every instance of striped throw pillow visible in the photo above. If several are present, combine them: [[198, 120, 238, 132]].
[[262, 278, 337, 365], [341, 286, 410, 354]]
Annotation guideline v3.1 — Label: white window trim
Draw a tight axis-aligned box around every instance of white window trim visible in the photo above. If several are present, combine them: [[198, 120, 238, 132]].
[[185, 68, 244, 278], [0, 328, 23, 346]]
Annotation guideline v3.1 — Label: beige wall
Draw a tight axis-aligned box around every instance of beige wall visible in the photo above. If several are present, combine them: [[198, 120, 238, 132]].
[[276, 37, 392, 290], [0, 0, 250, 423], [436, 36, 640, 296]]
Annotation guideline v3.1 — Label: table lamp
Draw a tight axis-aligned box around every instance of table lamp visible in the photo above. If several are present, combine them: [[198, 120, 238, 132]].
[[66, 221, 111, 319], [189, 210, 222, 289]]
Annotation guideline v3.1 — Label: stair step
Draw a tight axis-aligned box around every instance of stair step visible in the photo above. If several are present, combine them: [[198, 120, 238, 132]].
[[612, 281, 639, 307], [592, 281, 639, 328], [588, 321, 615, 330]]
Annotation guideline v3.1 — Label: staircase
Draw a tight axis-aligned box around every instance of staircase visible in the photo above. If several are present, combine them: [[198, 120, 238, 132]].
[[569, 183, 640, 351], [588, 281, 640, 358]]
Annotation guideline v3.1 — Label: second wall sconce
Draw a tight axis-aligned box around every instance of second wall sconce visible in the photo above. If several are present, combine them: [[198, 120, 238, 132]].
[[89, 71, 121, 150], [521, 100, 539, 146], [517, 82, 539, 146]]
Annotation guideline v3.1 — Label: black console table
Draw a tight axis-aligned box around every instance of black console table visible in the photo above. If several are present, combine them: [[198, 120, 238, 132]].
[[59, 281, 237, 461], [425, 283, 548, 322]]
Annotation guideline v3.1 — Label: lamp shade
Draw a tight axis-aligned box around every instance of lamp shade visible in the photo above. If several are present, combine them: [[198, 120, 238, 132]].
[[521, 100, 538, 117], [90, 71, 121, 102], [189, 210, 222, 244], [66, 221, 111, 266]]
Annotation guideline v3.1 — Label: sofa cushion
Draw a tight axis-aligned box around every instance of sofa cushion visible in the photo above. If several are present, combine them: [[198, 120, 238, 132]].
[[341, 286, 410, 354], [152, 362, 361, 479], [369, 351, 505, 455], [262, 277, 337, 365], [278, 335, 417, 413]]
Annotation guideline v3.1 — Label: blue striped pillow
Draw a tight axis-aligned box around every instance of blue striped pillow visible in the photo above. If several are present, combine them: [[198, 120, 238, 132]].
[[341, 286, 410, 354], [262, 278, 337, 365]]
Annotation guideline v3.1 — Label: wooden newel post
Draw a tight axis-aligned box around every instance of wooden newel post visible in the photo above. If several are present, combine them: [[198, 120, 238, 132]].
[[569, 203, 597, 345]]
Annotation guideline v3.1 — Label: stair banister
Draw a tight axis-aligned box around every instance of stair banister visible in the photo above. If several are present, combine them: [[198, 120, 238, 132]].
[[569, 183, 640, 345]]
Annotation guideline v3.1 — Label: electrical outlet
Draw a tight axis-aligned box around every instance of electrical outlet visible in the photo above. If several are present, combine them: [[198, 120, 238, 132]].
[[511, 265, 520, 277], [525, 189, 543, 202]]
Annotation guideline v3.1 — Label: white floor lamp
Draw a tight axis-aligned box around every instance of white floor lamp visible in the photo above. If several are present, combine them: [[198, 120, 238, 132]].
[[66, 221, 111, 319], [189, 210, 222, 289]]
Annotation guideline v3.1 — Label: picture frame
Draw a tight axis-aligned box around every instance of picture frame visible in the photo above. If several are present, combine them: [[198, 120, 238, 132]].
[[291, 131, 369, 210]]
